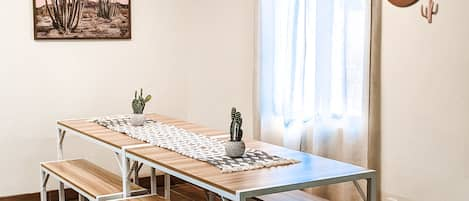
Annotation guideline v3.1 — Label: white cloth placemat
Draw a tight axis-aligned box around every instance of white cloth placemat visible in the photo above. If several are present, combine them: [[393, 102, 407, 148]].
[[94, 115, 299, 173]]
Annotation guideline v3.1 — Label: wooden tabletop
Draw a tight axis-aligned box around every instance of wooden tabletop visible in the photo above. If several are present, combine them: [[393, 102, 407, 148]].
[[128, 140, 371, 195], [125, 114, 372, 195], [57, 114, 231, 149], [58, 118, 147, 149]]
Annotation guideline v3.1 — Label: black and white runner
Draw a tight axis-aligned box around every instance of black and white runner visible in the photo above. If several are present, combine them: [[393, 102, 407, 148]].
[[94, 115, 299, 173]]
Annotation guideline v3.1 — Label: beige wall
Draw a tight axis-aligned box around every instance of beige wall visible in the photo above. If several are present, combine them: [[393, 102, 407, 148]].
[[173, 0, 255, 138], [9, 0, 469, 199], [0, 0, 254, 196], [381, 0, 469, 201]]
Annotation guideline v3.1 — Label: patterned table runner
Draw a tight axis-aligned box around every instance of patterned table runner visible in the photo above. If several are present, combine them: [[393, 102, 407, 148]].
[[94, 115, 299, 173]]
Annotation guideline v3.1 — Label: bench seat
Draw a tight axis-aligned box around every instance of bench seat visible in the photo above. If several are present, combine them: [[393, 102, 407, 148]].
[[41, 159, 146, 200]]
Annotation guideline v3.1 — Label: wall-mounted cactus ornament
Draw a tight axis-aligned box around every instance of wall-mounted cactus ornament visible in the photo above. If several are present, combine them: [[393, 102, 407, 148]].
[[132, 89, 152, 114], [421, 0, 438, 23], [229, 107, 243, 142]]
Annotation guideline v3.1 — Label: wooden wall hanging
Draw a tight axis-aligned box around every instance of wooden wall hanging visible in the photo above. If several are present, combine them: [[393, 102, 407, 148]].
[[33, 0, 132, 40], [388, 0, 439, 24]]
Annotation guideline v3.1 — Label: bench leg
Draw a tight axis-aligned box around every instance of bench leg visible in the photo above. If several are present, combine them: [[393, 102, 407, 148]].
[[164, 173, 171, 200], [40, 170, 49, 201]]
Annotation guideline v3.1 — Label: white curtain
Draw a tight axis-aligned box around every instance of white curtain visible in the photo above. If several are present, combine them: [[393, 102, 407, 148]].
[[259, 0, 370, 200]]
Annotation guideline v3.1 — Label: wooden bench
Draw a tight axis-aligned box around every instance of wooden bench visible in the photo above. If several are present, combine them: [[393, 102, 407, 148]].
[[40, 159, 147, 201]]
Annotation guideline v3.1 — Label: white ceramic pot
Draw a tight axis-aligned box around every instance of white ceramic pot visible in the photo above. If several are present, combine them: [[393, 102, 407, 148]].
[[224, 141, 246, 158], [130, 114, 145, 126]]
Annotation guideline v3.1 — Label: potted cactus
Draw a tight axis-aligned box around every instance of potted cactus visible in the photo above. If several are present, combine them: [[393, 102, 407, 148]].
[[130, 88, 152, 126], [224, 107, 246, 157]]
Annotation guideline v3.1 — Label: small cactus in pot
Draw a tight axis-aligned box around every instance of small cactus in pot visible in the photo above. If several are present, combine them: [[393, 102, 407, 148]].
[[225, 107, 246, 157], [130, 88, 152, 126], [229, 107, 243, 141]]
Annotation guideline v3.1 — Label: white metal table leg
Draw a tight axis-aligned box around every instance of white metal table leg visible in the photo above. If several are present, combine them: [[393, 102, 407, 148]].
[[150, 167, 157, 194], [122, 151, 131, 198], [57, 129, 66, 201], [114, 152, 123, 170], [164, 173, 171, 200], [134, 162, 143, 185], [121, 144, 153, 198], [133, 161, 139, 185], [235, 193, 247, 201], [353, 180, 367, 201], [57, 129, 65, 160], [367, 175, 377, 201], [127, 161, 138, 184]]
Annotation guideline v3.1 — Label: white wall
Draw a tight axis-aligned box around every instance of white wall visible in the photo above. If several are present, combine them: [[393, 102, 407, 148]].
[[177, 1, 255, 137], [381, 0, 469, 201], [0, 0, 255, 196]]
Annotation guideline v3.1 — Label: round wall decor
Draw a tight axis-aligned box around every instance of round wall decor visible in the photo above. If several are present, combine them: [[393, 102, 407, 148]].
[[388, 0, 419, 7]]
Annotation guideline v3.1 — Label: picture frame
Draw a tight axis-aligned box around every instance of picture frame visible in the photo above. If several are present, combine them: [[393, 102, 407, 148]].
[[33, 0, 131, 40]]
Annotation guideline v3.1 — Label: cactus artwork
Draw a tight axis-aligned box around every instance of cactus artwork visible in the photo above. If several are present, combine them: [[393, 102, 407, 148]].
[[98, 0, 120, 19], [132, 89, 152, 114], [44, 0, 84, 34], [229, 107, 243, 142], [34, 0, 131, 39]]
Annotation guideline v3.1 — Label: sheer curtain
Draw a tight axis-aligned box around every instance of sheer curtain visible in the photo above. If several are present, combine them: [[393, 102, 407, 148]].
[[259, 0, 370, 200]]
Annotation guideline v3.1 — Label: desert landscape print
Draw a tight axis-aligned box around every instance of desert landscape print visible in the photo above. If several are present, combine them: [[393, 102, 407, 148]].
[[34, 0, 131, 39]]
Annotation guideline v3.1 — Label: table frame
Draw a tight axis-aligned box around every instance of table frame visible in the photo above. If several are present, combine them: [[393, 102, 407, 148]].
[[54, 118, 376, 201], [124, 150, 376, 201]]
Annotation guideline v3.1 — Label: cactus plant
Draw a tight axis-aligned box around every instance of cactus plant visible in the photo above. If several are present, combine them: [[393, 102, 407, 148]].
[[132, 89, 152, 114], [98, 0, 120, 19], [229, 107, 243, 141], [44, 0, 84, 34]]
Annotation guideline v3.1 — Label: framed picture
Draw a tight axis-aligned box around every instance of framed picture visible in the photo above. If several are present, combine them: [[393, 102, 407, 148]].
[[33, 0, 131, 40]]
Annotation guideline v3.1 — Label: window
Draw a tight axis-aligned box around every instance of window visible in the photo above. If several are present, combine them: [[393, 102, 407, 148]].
[[260, 0, 370, 126]]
